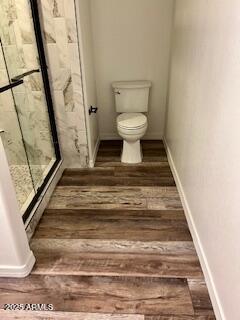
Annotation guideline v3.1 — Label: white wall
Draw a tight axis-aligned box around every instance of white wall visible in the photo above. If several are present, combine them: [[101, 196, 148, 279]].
[[0, 135, 35, 277], [77, 0, 99, 165], [91, 0, 174, 139], [165, 1, 240, 319]]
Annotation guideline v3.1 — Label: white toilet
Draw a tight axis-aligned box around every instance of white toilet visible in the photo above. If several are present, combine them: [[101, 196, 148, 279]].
[[112, 80, 151, 163]]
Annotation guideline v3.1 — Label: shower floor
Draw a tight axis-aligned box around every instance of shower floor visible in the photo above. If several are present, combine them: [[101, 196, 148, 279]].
[[10, 164, 48, 215]]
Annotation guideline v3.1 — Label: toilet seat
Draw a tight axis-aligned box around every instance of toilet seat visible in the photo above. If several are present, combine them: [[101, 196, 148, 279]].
[[117, 113, 147, 130]]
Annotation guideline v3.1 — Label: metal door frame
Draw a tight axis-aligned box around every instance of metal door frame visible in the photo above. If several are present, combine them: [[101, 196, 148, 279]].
[[23, 0, 61, 222]]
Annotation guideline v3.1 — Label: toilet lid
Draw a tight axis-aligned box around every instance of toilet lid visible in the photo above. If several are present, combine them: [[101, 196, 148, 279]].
[[117, 113, 147, 129]]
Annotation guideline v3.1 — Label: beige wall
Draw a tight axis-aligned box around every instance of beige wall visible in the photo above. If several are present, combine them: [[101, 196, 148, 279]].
[[91, 0, 174, 139], [165, 1, 240, 319]]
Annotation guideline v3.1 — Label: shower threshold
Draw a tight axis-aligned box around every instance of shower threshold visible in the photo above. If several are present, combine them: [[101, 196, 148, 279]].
[[10, 159, 56, 215]]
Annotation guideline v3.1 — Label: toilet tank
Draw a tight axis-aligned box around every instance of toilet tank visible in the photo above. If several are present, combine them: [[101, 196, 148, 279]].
[[112, 80, 151, 113]]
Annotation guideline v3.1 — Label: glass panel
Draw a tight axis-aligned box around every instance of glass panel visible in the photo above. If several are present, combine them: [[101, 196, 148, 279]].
[[0, 45, 35, 214], [0, 0, 57, 193]]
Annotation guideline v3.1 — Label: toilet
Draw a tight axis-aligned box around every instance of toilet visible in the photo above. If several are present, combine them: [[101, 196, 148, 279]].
[[112, 80, 151, 163]]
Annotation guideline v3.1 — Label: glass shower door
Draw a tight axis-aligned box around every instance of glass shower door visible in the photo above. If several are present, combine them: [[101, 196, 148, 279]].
[[0, 0, 61, 221], [0, 44, 36, 214]]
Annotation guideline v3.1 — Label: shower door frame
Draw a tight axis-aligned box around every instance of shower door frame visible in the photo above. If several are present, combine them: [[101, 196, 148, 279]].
[[21, 0, 61, 223]]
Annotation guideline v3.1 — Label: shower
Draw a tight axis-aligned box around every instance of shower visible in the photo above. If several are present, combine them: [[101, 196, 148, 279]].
[[0, 0, 61, 222]]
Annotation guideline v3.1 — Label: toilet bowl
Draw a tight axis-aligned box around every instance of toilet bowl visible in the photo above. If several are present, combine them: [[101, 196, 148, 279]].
[[117, 112, 147, 163], [112, 80, 151, 164]]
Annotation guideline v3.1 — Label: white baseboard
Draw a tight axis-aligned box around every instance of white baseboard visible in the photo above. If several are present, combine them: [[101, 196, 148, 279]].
[[100, 132, 163, 140], [0, 251, 35, 278], [89, 137, 100, 168], [163, 137, 225, 320]]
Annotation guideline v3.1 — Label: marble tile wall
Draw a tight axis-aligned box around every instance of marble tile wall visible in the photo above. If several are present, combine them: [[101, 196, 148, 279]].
[[0, 0, 55, 166], [0, 0, 89, 168], [39, 0, 89, 168], [0, 42, 29, 165]]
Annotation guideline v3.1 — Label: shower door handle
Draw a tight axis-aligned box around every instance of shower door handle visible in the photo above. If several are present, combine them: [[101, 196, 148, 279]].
[[11, 68, 40, 82], [0, 80, 24, 93]]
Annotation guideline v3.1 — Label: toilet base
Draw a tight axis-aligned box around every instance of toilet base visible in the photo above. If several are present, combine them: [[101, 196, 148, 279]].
[[121, 140, 142, 164]]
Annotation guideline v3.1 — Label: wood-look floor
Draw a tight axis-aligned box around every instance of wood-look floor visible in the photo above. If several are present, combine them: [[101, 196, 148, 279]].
[[0, 141, 216, 320]]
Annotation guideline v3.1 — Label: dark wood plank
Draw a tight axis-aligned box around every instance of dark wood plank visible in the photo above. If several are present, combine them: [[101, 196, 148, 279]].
[[34, 210, 192, 241], [0, 276, 194, 315], [42, 209, 187, 220], [115, 165, 173, 176], [96, 140, 168, 164], [99, 140, 122, 148], [95, 161, 169, 168], [63, 168, 115, 176], [145, 316, 194, 320], [59, 166, 175, 187], [144, 316, 216, 320], [187, 279, 215, 317], [32, 251, 203, 278], [58, 176, 175, 187], [96, 155, 168, 163], [0, 311, 143, 320], [0, 312, 216, 320], [98, 140, 165, 151]]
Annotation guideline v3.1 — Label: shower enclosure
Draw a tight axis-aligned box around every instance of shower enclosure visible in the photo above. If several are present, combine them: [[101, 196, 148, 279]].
[[0, 0, 61, 222]]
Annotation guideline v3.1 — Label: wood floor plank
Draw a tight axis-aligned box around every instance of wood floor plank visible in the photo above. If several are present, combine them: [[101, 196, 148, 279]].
[[95, 161, 169, 168], [144, 316, 216, 320], [34, 210, 191, 241], [48, 186, 148, 210], [96, 141, 168, 163], [32, 252, 203, 278], [145, 316, 194, 320], [187, 279, 215, 317], [48, 186, 182, 210], [147, 197, 182, 210], [114, 166, 173, 176], [96, 141, 168, 164], [31, 239, 196, 255], [0, 311, 144, 320], [10, 140, 215, 319], [58, 176, 176, 187], [98, 140, 165, 149], [0, 276, 194, 315], [63, 167, 116, 174], [63, 162, 172, 178], [59, 166, 175, 187], [50, 186, 147, 196], [96, 156, 168, 163], [42, 209, 187, 220]]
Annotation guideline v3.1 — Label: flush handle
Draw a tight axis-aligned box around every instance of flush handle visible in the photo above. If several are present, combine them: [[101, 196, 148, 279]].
[[89, 106, 98, 115]]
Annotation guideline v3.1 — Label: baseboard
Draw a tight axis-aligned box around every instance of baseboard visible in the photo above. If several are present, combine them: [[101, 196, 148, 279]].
[[163, 137, 225, 320], [0, 251, 35, 278], [89, 137, 100, 168], [100, 133, 163, 140]]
